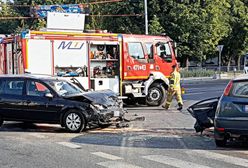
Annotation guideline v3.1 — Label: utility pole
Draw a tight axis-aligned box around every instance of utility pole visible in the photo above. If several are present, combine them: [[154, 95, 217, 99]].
[[144, 0, 148, 35]]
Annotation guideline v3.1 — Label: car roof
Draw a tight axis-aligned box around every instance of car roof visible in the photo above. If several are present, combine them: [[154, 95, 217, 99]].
[[233, 74, 248, 81], [0, 74, 61, 81]]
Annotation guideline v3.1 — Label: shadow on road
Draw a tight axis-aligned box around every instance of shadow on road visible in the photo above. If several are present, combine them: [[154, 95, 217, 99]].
[[0, 122, 103, 133], [70, 131, 248, 150]]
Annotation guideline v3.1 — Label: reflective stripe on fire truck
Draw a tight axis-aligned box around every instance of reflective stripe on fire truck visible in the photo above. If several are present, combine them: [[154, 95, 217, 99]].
[[31, 31, 119, 38]]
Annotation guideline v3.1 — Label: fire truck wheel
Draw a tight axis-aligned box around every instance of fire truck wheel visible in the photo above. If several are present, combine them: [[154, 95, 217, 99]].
[[146, 83, 166, 106]]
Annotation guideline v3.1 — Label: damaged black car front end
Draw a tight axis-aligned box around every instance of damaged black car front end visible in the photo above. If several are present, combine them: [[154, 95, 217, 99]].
[[63, 90, 127, 127]]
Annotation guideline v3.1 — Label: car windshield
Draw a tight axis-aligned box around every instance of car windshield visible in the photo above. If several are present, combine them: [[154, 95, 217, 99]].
[[45, 80, 83, 96]]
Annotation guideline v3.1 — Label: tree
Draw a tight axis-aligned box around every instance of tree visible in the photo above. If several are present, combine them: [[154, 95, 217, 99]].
[[99, 1, 143, 33], [0, 1, 20, 34], [149, 15, 164, 35], [220, 0, 248, 70]]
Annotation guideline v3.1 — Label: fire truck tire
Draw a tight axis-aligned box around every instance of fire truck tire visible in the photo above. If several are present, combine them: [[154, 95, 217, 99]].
[[146, 83, 166, 106]]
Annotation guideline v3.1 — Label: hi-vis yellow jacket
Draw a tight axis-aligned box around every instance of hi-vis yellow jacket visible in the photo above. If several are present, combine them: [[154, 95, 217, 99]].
[[169, 70, 181, 90]]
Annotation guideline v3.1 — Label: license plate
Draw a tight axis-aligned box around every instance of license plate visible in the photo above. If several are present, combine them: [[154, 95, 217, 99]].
[[114, 111, 120, 117]]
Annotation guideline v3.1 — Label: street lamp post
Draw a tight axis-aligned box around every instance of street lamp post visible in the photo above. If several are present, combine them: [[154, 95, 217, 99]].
[[217, 45, 224, 78], [144, 0, 148, 35]]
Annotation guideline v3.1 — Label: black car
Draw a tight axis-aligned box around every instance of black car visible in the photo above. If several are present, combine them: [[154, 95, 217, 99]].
[[0, 75, 125, 133]]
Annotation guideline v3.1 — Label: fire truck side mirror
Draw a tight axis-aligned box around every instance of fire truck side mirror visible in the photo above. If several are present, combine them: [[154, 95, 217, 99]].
[[155, 42, 161, 47]]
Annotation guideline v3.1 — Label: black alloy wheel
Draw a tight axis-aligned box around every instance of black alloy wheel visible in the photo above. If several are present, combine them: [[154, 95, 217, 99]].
[[146, 83, 166, 106], [63, 110, 86, 133]]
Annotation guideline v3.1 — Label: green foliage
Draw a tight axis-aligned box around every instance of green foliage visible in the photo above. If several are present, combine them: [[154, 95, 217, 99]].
[[0, 3, 19, 34], [149, 15, 164, 35], [180, 69, 216, 78]]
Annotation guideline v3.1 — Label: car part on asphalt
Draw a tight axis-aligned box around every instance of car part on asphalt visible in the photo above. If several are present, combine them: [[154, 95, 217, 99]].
[[187, 97, 219, 133]]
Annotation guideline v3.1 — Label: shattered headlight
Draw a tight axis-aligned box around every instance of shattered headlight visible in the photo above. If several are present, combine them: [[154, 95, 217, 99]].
[[92, 104, 106, 111]]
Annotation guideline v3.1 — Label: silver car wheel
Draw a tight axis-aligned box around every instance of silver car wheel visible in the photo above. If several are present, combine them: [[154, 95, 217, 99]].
[[66, 113, 81, 131]]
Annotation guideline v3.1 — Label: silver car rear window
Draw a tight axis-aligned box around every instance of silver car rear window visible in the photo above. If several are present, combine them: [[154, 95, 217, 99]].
[[231, 81, 248, 97]]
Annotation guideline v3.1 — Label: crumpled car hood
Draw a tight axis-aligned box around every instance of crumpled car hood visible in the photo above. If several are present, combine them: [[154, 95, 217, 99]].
[[64, 89, 118, 106]]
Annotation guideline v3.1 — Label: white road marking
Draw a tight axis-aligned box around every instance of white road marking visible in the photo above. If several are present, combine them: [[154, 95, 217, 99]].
[[187, 150, 248, 167], [142, 155, 212, 168], [97, 161, 142, 168], [57, 142, 82, 149], [92, 152, 123, 160]]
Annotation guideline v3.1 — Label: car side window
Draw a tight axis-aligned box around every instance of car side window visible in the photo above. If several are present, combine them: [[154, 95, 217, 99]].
[[27, 80, 50, 97], [4, 80, 24, 95], [128, 42, 145, 59]]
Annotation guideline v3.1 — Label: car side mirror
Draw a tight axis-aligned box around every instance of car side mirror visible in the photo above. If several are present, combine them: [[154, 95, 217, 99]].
[[45, 93, 53, 98]]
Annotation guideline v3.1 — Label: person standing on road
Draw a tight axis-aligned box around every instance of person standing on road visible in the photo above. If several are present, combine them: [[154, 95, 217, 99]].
[[162, 64, 183, 110]]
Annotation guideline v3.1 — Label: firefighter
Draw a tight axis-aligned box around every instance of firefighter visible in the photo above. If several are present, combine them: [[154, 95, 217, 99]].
[[162, 64, 183, 110]]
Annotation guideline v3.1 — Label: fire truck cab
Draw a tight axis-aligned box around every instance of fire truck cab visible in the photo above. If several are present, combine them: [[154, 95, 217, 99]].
[[121, 34, 177, 106]]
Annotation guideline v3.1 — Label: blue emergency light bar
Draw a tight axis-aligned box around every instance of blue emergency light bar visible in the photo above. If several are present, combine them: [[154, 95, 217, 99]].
[[30, 4, 87, 18]]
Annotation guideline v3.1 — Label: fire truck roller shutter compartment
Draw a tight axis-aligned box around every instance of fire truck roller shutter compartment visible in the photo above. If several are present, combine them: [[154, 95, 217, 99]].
[[27, 40, 52, 75]]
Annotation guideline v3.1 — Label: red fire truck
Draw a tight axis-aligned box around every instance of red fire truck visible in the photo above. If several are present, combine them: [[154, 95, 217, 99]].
[[1, 30, 177, 106]]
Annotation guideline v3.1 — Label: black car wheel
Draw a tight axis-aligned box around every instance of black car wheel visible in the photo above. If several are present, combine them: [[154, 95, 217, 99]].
[[63, 110, 86, 133], [146, 83, 166, 106], [215, 138, 227, 147], [0, 116, 3, 127]]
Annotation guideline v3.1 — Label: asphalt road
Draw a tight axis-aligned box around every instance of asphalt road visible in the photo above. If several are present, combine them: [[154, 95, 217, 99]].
[[182, 79, 230, 101], [3, 79, 248, 168]]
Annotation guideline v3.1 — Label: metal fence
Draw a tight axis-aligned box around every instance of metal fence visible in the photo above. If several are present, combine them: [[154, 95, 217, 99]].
[[183, 66, 245, 73]]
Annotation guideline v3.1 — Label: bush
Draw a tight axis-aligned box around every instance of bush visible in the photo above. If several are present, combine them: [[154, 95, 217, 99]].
[[180, 69, 215, 78]]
